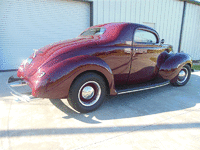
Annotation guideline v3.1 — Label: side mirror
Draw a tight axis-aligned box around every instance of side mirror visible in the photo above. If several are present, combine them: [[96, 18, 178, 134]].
[[161, 39, 164, 44]]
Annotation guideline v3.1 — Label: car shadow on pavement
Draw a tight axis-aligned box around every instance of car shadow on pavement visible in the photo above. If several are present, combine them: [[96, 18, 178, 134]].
[[49, 99, 102, 124], [49, 71, 200, 124]]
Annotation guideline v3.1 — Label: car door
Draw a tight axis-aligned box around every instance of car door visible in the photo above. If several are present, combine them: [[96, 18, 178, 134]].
[[128, 28, 162, 84], [94, 25, 134, 86]]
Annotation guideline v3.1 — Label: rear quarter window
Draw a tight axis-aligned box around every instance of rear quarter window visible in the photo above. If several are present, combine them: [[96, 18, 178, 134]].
[[81, 28, 106, 36]]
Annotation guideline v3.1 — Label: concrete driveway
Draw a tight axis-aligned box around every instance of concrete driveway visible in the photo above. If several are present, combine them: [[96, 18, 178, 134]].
[[0, 71, 200, 150]]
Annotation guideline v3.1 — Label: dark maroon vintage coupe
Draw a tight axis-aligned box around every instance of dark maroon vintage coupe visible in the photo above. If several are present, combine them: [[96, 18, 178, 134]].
[[8, 23, 192, 113]]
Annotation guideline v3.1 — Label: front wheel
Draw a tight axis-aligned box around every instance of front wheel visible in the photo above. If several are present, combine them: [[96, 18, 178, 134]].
[[170, 64, 191, 86], [67, 72, 107, 113]]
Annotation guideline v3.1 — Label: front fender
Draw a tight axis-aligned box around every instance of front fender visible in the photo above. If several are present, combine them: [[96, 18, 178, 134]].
[[159, 53, 192, 80], [35, 55, 116, 99]]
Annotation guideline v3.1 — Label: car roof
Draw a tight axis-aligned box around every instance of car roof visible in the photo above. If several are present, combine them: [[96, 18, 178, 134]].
[[81, 22, 159, 40], [92, 22, 155, 31]]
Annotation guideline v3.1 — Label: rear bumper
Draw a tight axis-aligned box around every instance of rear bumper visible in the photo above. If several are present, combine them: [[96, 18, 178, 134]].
[[7, 73, 38, 102]]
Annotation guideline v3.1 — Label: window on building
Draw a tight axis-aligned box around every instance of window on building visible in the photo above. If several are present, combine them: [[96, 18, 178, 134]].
[[143, 22, 155, 29]]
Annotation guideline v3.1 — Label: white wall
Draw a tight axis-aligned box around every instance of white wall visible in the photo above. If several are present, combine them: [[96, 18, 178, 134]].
[[181, 2, 200, 60], [92, 0, 200, 60]]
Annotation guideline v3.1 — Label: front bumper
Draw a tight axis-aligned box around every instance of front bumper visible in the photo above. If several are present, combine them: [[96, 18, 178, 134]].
[[7, 73, 38, 102]]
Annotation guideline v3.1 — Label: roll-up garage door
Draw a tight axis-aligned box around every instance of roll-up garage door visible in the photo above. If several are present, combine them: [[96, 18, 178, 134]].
[[0, 0, 90, 70]]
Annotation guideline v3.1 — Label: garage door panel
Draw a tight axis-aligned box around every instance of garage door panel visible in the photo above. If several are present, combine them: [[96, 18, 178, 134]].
[[0, 1, 90, 70]]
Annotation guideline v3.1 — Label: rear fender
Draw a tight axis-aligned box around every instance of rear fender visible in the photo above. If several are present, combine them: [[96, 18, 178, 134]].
[[35, 55, 116, 99], [158, 53, 192, 80]]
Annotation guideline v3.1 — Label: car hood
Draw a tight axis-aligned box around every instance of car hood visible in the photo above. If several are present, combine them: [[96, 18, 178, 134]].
[[20, 37, 99, 78]]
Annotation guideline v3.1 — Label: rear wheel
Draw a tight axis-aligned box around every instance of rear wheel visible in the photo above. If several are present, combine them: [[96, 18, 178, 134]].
[[67, 72, 107, 113], [170, 64, 191, 86]]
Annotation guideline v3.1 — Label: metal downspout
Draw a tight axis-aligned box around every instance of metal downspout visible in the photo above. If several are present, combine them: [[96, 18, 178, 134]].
[[178, 1, 187, 53]]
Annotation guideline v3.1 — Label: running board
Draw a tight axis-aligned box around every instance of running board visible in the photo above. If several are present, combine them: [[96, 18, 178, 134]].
[[116, 80, 170, 95]]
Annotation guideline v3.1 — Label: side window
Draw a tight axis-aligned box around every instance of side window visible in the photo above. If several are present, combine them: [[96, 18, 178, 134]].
[[134, 29, 157, 44]]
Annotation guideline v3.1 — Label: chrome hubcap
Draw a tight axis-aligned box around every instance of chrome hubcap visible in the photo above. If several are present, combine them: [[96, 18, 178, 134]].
[[177, 67, 188, 84], [82, 86, 94, 100], [178, 70, 186, 81], [78, 81, 101, 107]]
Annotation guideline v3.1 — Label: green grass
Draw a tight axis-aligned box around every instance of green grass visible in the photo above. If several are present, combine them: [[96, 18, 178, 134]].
[[192, 65, 200, 70]]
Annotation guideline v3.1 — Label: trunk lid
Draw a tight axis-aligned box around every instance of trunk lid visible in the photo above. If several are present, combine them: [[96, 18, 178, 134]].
[[22, 37, 98, 78]]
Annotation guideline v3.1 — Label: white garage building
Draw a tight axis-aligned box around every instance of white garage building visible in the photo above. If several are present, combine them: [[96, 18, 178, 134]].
[[0, 0, 200, 70]]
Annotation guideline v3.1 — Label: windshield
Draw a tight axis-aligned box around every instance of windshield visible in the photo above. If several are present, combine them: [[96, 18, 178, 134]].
[[80, 28, 106, 36]]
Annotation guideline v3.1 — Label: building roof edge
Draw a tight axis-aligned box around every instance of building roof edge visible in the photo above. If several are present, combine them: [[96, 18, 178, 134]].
[[180, 0, 200, 6]]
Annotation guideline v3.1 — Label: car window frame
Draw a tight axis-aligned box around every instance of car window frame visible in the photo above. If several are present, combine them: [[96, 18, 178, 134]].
[[133, 28, 160, 45]]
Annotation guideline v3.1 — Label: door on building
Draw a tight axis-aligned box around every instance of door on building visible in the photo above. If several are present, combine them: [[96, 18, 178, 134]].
[[0, 1, 90, 70]]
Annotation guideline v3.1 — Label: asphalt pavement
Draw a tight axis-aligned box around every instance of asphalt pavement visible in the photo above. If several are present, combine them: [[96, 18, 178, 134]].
[[0, 71, 200, 150]]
